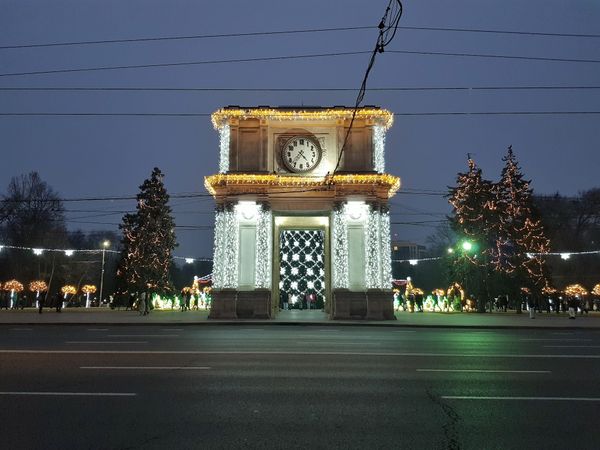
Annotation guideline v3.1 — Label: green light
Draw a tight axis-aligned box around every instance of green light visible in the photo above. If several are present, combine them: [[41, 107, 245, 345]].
[[462, 241, 473, 252], [447, 248, 454, 254]]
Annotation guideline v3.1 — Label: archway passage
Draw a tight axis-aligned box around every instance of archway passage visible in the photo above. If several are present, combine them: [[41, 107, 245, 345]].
[[279, 229, 325, 310]]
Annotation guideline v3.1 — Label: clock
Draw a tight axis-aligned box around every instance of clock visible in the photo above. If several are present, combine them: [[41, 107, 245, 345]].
[[281, 136, 322, 173]]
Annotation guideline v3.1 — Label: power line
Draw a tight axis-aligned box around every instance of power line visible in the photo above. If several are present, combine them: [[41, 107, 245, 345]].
[[1, 24, 597, 51], [388, 49, 600, 64], [0, 26, 375, 50], [2, 46, 598, 78], [0, 51, 372, 78], [2, 85, 598, 92], [0, 111, 598, 119]]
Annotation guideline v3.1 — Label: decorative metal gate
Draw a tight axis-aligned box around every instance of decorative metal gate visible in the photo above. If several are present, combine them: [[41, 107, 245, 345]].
[[279, 229, 325, 305]]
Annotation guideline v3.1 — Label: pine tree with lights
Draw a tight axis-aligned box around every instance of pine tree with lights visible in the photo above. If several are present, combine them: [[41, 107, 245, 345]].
[[448, 156, 498, 310], [117, 168, 177, 296], [494, 146, 550, 293]]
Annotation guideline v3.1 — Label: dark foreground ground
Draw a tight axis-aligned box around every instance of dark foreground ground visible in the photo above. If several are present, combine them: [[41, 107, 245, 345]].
[[1, 325, 600, 449]]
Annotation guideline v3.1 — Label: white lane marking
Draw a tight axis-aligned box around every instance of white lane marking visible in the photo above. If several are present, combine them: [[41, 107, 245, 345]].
[[87, 328, 108, 331], [80, 366, 211, 370], [3, 350, 600, 358], [520, 338, 592, 341], [10, 328, 32, 331], [65, 341, 148, 344], [296, 342, 381, 346], [545, 345, 600, 348], [417, 369, 551, 374], [107, 334, 180, 338], [0, 391, 136, 397], [442, 396, 600, 402]]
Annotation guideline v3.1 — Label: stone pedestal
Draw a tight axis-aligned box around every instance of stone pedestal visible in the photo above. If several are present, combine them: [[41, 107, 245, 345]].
[[333, 289, 394, 320], [209, 289, 237, 319], [366, 289, 396, 320], [237, 289, 271, 319]]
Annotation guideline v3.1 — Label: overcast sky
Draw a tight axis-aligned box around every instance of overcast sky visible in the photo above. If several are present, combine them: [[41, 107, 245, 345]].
[[1, 0, 598, 260]]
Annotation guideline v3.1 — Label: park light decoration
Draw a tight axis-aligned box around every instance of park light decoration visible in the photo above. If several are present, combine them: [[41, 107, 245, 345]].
[[64, 249, 74, 256], [29, 280, 48, 308], [542, 286, 558, 295], [212, 203, 239, 289], [565, 284, 588, 297], [81, 284, 97, 308], [592, 284, 600, 297], [61, 284, 77, 299], [4, 279, 24, 292], [211, 107, 394, 131], [32, 248, 43, 256]]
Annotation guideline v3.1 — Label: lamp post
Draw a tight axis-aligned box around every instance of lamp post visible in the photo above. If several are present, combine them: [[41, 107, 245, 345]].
[[98, 240, 110, 307]]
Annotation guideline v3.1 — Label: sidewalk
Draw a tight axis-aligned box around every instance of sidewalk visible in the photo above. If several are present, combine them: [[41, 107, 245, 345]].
[[1, 308, 600, 328]]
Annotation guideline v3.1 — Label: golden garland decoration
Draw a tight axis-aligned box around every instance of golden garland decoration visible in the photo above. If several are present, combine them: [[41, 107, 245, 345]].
[[29, 280, 48, 292], [81, 284, 97, 294], [564, 284, 588, 297], [4, 279, 24, 292], [61, 285, 77, 295], [205, 173, 400, 197], [211, 107, 394, 130]]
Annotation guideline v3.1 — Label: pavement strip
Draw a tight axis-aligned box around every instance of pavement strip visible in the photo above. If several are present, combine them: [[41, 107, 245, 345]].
[[442, 396, 600, 402], [65, 341, 148, 344], [0, 391, 136, 397], [80, 366, 211, 370], [107, 334, 180, 337], [3, 350, 600, 358], [417, 369, 551, 374], [544, 345, 600, 348], [10, 328, 32, 331], [520, 338, 593, 341], [87, 328, 108, 331]]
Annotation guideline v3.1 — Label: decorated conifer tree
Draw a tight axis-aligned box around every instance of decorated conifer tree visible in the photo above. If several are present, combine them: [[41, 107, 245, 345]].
[[494, 146, 550, 294], [448, 156, 498, 310], [117, 168, 177, 297]]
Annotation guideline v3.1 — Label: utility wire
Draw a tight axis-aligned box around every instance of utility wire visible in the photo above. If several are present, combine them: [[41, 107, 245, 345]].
[[0, 26, 375, 50], [3, 46, 597, 78], [1, 85, 599, 92], [1, 24, 598, 51], [0, 51, 371, 78], [0, 111, 598, 117]]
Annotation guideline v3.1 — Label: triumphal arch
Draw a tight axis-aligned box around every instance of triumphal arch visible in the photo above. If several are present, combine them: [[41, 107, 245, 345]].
[[205, 106, 400, 319]]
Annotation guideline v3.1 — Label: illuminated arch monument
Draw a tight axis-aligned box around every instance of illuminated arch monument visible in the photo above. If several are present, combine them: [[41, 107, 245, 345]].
[[205, 106, 400, 320]]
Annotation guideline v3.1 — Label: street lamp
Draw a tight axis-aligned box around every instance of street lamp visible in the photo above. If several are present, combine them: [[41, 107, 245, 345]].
[[98, 240, 110, 307]]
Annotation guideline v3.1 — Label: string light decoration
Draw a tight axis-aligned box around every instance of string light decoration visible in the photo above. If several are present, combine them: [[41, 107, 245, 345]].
[[116, 168, 177, 294], [373, 125, 386, 173], [493, 146, 550, 286], [592, 284, 600, 297], [365, 204, 382, 289], [254, 204, 272, 289], [332, 204, 349, 289], [379, 206, 392, 289], [28, 280, 48, 295], [218, 124, 230, 173], [81, 284, 97, 294], [82, 284, 97, 308], [212, 203, 239, 289], [205, 173, 400, 197], [565, 284, 588, 296], [4, 280, 24, 292], [61, 285, 77, 296], [211, 107, 394, 131]]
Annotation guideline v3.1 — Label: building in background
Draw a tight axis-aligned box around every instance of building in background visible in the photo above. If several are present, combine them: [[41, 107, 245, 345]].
[[205, 106, 400, 319]]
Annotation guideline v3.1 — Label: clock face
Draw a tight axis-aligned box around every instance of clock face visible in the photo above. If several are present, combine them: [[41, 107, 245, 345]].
[[281, 136, 322, 173]]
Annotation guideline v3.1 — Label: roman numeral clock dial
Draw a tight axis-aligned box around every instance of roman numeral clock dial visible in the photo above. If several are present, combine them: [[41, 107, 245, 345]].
[[281, 136, 322, 173]]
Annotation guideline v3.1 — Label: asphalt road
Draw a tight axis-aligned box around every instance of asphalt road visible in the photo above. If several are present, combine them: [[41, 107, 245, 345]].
[[1, 325, 599, 449]]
